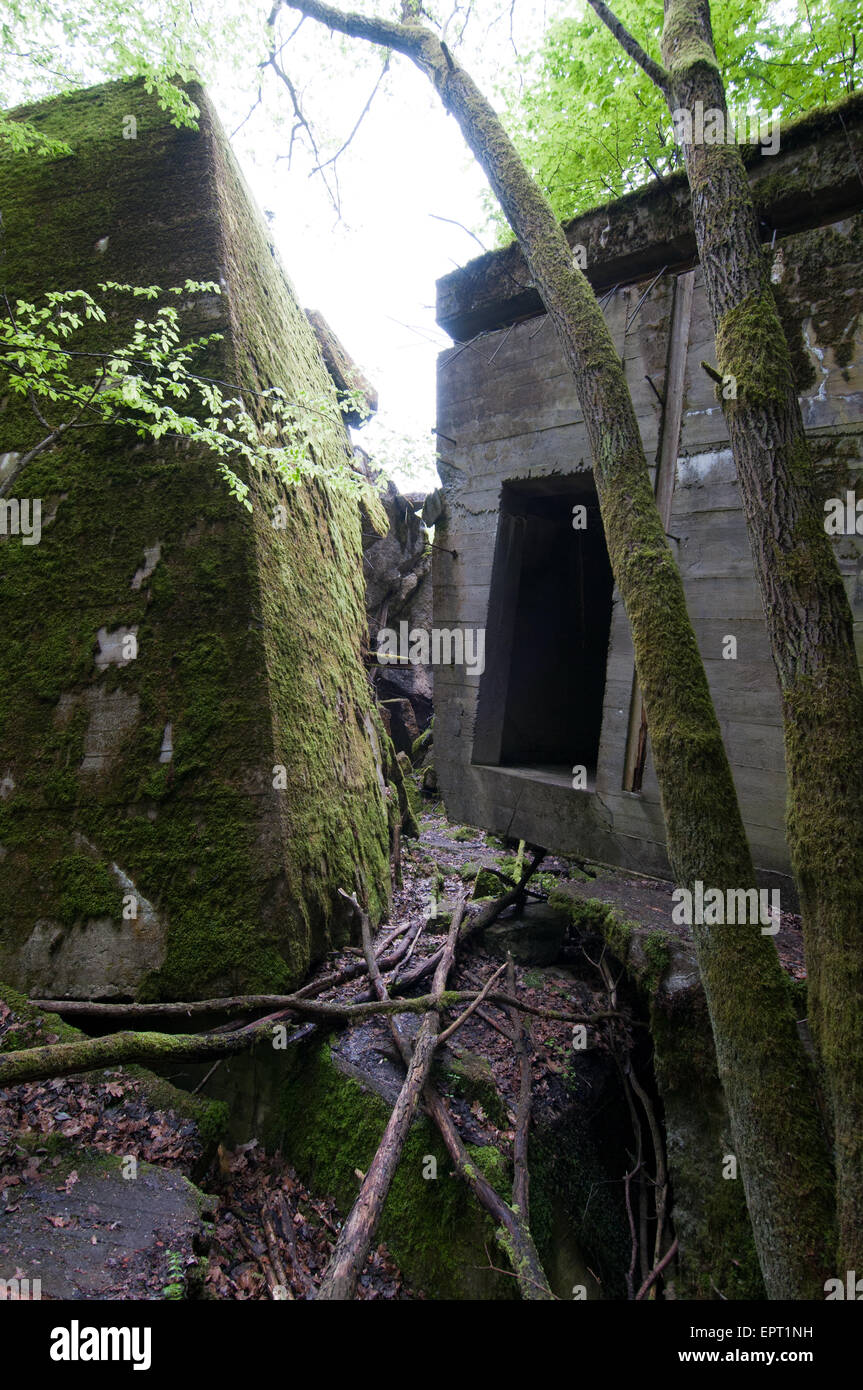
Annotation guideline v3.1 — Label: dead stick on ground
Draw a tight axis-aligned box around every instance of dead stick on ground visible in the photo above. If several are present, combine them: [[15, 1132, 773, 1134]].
[[436, 960, 507, 1046], [505, 955, 532, 1221], [261, 1208, 292, 1298], [191, 1058, 223, 1096], [274, 1191, 311, 1297], [389, 916, 426, 989], [234, 1221, 281, 1299], [475, 1003, 517, 1042], [316, 896, 466, 1300], [635, 1236, 679, 1301], [361, 901, 553, 1300], [5, 992, 619, 1087]]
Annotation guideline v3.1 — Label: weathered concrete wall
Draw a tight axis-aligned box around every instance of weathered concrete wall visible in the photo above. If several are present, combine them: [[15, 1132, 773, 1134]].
[[361, 472, 433, 751], [434, 98, 863, 889], [0, 79, 390, 1000]]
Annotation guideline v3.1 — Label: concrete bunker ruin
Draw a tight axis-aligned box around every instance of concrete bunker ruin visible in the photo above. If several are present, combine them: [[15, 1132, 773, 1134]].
[[0, 79, 391, 1001], [433, 95, 863, 894], [473, 472, 614, 781]]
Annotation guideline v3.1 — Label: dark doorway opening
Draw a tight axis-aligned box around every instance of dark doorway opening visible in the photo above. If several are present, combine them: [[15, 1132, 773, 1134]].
[[473, 475, 614, 784]]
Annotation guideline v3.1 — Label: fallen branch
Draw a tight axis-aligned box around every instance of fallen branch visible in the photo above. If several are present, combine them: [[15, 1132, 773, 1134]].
[[0, 1012, 302, 1086], [28, 918, 422, 1019], [436, 960, 507, 1047], [635, 1237, 679, 1301], [261, 1207, 293, 1299], [272, 1191, 312, 1298], [474, 1003, 516, 1043], [3, 989, 617, 1084], [506, 957, 532, 1220], [354, 847, 548, 999], [421, 1083, 553, 1299], [358, 906, 553, 1300], [24, 989, 618, 1030], [317, 896, 466, 1300], [0, 999, 459, 1086], [389, 915, 426, 989]]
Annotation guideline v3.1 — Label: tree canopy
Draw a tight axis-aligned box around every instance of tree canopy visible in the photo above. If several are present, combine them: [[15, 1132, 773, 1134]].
[[491, 0, 863, 228]]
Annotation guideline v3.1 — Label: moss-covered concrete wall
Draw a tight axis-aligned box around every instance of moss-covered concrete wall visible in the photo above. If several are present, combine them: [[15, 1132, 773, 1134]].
[[0, 79, 390, 1000], [557, 893, 765, 1299], [268, 1036, 516, 1300], [434, 95, 863, 891]]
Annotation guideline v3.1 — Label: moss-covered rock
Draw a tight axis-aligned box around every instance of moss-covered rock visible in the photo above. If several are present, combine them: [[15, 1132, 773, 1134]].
[[471, 867, 502, 899], [267, 1036, 515, 1299], [410, 725, 433, 766], [483, 902, 569, 965], [438, 1049, 508, 1128], [0, 79, 390, 1000], [553, 891, 765, 1299]]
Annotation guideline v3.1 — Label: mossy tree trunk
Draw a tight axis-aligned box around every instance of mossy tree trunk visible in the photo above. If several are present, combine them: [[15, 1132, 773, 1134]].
[[591, 0, 861, 1279], [661, 0, 863, 1276], [281, 0, 834, 1297]]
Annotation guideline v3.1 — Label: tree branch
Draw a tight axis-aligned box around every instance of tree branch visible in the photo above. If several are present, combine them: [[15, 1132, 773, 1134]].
[[316, 897, 465, 1299], [357, 894, 554, 1299], [311, 54, 391, 175], [635, 1236, 679, 1300], [506, 956, 532, 1220], [435, 958, 507, 1046], [585, 0, 670, 92], [275, 0, 425, 57], [0, 1012, 313, 1086], [26, 989, 622, 1029]]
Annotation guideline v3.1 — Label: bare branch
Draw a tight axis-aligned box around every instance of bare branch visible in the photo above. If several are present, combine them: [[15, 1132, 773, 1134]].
[[506, 956, 533, 1219], [275, 0, 431, 61], [316, 898, 465, 1299], [585, 0, 670, 92], [436, 958, 507, 1045], [311, 54, 391, 175], [355, 894, 554, 1300], [429, 211, 488, 254], [635, 1236, 679, 1300], [230, 85, 263, 140], [267, 51, 342, 215]]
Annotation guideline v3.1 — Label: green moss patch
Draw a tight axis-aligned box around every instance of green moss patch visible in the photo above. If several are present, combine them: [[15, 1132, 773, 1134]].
[[0, 79, 389, 999], [268, 1038, 515, 1299]]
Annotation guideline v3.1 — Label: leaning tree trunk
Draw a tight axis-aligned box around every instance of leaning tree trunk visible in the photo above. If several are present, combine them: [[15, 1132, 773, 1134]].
[[317, 904, 464, 1300], [653, 0, 862, 1283], [280, 0, 834, 1298]]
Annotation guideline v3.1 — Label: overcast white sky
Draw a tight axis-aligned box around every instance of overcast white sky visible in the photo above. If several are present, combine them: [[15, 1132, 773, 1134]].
[[7, 0, 800, 492], [213, 5, 559, 492], [239, 68, 486, 492], [215, 0, 799, 493]]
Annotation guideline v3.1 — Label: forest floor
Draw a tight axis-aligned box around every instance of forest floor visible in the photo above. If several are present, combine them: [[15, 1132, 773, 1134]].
[[0, 789, 807, 1299]]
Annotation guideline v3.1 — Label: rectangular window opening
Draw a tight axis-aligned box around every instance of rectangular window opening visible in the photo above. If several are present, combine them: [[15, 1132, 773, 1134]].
[[472, 474, 614, 789]]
